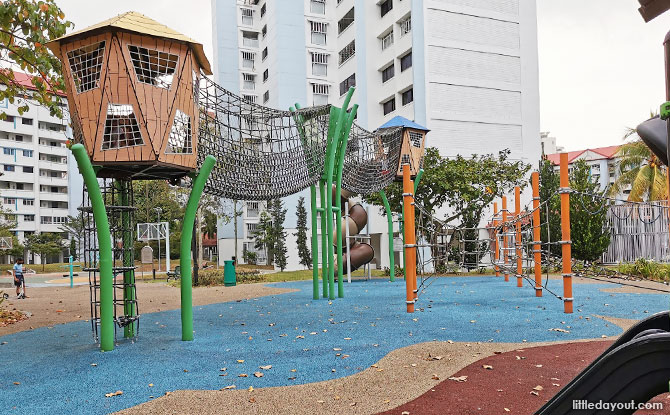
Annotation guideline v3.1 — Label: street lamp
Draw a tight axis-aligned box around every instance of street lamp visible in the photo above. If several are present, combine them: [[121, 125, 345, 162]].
[[154, 207, 162, 271]]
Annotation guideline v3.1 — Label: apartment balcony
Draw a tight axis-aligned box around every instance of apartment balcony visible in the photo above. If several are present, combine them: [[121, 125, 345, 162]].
[[39, 191, 68, 202], [38, 160, 68, 171], [38, 144, 67, 157], [1, 170, 36, 183], [38, 207, 69, 217], [36, 128, 67, 140], [38, 176, 68, 187]]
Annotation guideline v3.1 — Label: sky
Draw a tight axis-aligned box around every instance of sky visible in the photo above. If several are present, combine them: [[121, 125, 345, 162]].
[[54, 0, 670, 152]]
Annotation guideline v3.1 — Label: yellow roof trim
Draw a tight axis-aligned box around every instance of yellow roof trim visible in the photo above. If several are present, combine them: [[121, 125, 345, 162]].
[[46, 11, 212, 75]]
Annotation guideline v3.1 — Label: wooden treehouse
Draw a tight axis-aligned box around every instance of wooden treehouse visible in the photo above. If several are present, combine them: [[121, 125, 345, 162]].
[[378, 116, 429, 180], [46, 11, 212, 179]]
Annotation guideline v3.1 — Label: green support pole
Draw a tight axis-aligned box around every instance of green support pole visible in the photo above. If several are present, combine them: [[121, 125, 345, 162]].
[[319, 180, 328, 298], [414, 169, 424, 194], [181, 155, 216, 341], [309, 184, 319, 299], [71, 144, 114, 352], [333, 99, 358, 298], [380, 190, 395, 282]]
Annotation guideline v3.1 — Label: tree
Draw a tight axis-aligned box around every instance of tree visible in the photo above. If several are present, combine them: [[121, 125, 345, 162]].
[[270, 199, 287, 271], [59, 213, 85, 260], [569, 160, 611, 261], [538, 159, 611, 262], [294, 196, 311, 269], [364, 148, 530, 269], [610, 139, 667, 202], [25, 232, 65, 270], [253, 211, 274, 265], [0, 0, 72, 119]]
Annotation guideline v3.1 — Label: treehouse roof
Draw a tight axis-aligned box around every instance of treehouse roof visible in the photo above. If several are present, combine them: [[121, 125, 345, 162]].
[[46, 11, 212, 75]]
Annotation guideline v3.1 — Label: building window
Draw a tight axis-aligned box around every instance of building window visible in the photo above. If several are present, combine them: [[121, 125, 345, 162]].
[[381, 30, 394, 50], [16, 183, 23, 190], [263, 69, 269, 82], [241, 8, 254, 25], [4, 165, 14, 172], [242, 31, 259, 48], [14, 135, 23, 142], [40, 216, 53, 225], [67, 41, 105, 93], [23, 199, 34, 206], [102, 104, 144, 150], [247, 201, 260, 218], [338, 7, 354, 34], [310, 21, 328, 45], [260, 3, 266, 17], [338, 40, 355, 65], [242, 95, 257, 104], [23, 215, 34, 222], [400, 51, 412, 71], [128, 45, 179, 89], [381, 63, 395, 83], [312, 84, 330, 106], [166, 110, 192, 154], [21, 118, 32, 125], [263, 91, 270, 103], [4, 198, 16, 205], [380, 0, 393, 17], [311, 52, 329, 76], [23, 149, 32, 157], [246, 222, 259, 234], [242, 74, 255, 91], [400, 15, 411, 36], [3, 147, 15, 155], [262, 47, 268, 61], [339, 73, 356, 96], [382, 97, 396, 115], [242, 51, 255, 69], [402, 88, 414, 106], [310, 0, 326, 14], [262, 25, 267, 38], [23, 166, 33, 173]]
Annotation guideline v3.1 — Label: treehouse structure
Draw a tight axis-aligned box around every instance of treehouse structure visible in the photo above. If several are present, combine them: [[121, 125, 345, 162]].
[[46, 11, 212, 180], [378, 116, 429, 180]]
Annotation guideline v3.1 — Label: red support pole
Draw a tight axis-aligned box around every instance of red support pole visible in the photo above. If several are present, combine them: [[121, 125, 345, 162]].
[[560, 153, 573, 313], [493, 202, 500, 278], [515, 186, 522, 288], [402, 164, 416, 313], [502, 196, 509, 282]]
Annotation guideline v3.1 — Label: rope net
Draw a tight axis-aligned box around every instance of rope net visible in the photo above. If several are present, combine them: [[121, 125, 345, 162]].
[[196, 77, 404, 200]]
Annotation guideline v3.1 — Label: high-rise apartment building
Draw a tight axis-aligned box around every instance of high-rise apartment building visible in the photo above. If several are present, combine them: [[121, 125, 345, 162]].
[[0, 72, 72, 263], [212, 0, 541, 270]]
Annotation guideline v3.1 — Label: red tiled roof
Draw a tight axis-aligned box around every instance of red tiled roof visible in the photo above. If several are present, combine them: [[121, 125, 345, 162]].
[[545, 145, 621, 165], [4, 70, 66, 97]]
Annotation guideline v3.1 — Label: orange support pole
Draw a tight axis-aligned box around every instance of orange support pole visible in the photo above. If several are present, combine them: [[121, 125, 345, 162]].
[[402, 164, 416, 313], [531, 172, 542, 297], [559, 153, 573, 313], [515, 186, 522, 288], [502, 196, 509, 282], [493, 202, 500, 278]]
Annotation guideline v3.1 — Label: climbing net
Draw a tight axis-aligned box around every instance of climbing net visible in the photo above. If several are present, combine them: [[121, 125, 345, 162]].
[[196, 77, 405, 200]]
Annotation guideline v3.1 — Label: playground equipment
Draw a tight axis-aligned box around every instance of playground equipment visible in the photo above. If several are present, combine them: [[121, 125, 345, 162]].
[[46, 11, 415, 349]]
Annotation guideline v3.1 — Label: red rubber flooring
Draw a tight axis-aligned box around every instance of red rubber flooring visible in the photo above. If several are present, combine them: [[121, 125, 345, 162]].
[[378, 341, 670, 415]]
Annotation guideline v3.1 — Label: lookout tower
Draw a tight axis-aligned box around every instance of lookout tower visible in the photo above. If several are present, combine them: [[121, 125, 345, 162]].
[[46, 12, 212, 179], [378, 116, 429, 180]]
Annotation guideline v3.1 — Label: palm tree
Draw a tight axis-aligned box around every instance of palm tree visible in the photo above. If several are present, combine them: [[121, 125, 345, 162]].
[[610, 135, 668, 202]]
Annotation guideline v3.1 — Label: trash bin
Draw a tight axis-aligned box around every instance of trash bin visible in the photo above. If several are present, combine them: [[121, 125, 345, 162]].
[[224, 260, 236, 286]]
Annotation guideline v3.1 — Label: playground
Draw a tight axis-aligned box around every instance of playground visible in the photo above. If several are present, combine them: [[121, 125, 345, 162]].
[[5, 4, 670, 415]]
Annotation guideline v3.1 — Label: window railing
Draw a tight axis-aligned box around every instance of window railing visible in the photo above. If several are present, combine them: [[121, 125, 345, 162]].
[[400, 16, 411, 36], [381, 31, 394, 50]]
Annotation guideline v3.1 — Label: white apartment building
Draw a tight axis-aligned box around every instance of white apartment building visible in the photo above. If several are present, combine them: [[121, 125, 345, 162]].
[[212, 0, 541, 270], [0, 72, 72, 264]]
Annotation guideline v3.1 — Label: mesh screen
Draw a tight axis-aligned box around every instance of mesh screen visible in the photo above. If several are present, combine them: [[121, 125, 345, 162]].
[[102, 104, 144, 150], [166, 110, 192, 154], [128, 45, 179, 89], [67, 41, 105, 93]]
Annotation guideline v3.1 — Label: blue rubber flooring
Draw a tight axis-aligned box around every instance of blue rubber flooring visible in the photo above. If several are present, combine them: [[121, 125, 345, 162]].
[[0, 277, 668, 414]]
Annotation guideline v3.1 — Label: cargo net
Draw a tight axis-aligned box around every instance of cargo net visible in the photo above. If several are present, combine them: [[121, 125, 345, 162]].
[[196, 77, 405, 199], [341, 123, 403, 195], [81, 179, 140, 343], [197, 77, 331, 200]]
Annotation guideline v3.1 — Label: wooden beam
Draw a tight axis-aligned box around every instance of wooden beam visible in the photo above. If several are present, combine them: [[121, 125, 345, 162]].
[[639, 0, 670, 22]]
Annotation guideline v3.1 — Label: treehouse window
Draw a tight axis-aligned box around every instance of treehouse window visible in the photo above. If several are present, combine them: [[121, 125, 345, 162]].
[[67, 41, 105, 93], [128, 45, 179, 89], [102, 104, 144, 150], [166, 110, 192, 154], [409, 131, 422, 147]]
